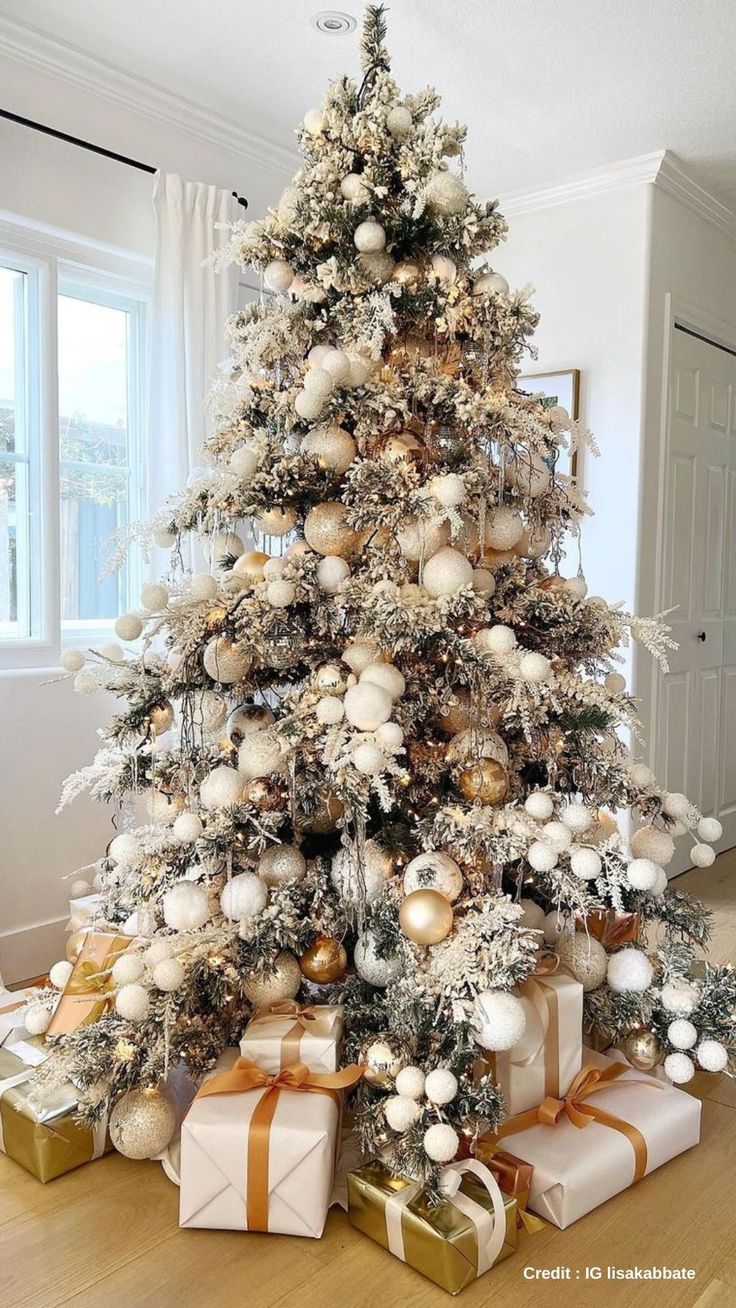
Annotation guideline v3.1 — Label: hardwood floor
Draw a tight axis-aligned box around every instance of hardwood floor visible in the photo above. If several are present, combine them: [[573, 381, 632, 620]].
[[3, 854, 736, 1308]]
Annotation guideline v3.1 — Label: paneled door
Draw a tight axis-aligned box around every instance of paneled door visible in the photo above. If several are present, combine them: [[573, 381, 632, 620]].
[[654, 323, 736, 871]]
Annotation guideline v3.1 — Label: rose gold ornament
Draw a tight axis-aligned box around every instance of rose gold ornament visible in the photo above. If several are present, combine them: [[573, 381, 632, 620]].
[[399, 889, 454, 945], [299, 935, 348, 984]]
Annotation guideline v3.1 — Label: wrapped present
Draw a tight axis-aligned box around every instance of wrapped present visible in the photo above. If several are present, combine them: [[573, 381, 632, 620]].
[[67, 892, 102, 930], [482, 966, 583, 1114], [490, 1048, 701, 1229], [239, 1000, 344, 1073], [179, 1050, 362, 1235], [0, 987, 36, 1048], [0, 1040, 109, 1182], [47, 932, 132, 1036], [347, 1158, 517, 1295], [575, 908, 640, 947], [470, 1143, 543, 1233]]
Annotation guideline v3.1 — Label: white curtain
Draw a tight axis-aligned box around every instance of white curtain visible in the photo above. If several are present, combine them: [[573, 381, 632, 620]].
[[146, 173, 240, 526]]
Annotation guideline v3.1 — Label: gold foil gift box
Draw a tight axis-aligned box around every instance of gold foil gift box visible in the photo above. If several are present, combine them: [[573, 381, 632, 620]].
[[239, 1000, 344, 1074], [47, 931, 132, 1036], [481, 967, 583, 1115], [0, 1040, 109, 1182], [347, 1159, 518, 1295]]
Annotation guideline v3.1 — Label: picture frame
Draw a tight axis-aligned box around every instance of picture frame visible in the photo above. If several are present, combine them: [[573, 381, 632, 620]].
[[517, 368, 581, 479]]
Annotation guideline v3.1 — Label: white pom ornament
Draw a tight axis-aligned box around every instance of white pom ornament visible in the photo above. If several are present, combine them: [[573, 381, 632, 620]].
[[696, 1039, 728, 1072], [340, 173, 370, 205], [606, 949, 653, 993], [344, 682, 393, 731], [690, 843, 715, 868], [428, 473, 466, 508], [477, 625, 516, 657], [316, 555, 350, 594], [109, 833, 140, 866], [238, 731, 284, 780], [61, 648, 85, 673], [486, 507, 523, 550], [353, 931, 402, 986], [152, 958, 186, 992], [384, 1095, 421, 1132], [221, 873, 269, 920], [541, 821, 573, 852], [422, 547, 473, 598], [115, 984, 150, 1022], [114, 613, 143, 642], [173, 813, 203, 845], [698, 817, 722, 843], [626, 858, 661, 891], [570, 847, 602, 880], [425, 171, 467, 216], [664, 1052, 695, 1084], [264, 260, 294, 293], [424, 1068, 458, 1105], [303, 107, 325, 136], [352, 742, 387, 776], [162, 882, 210, 931], [354, 220, 386, 253], [473, 990, 527, 1051], [140, 583, 169, 611], [519, 652, 552, 684], [423, 1123, 459, 1162], [661, 980, 700, 1015], [525, 791, 554, 821], [49, 960, 74, 989], [667, 1019, 698, 1050], [316, 696, 344, 725], [112, 954, 145, 986], [527, 841, 558, 872], [200, 767, 244, 810], [560, 802, 593, 834], [386, 105, 413, 139], [630, 825, 675, 865], [395, 1066, 426, 1099], [229, 444, 261, 480], [360, 662, 405, 700], [24, 1004, 52, 1035]]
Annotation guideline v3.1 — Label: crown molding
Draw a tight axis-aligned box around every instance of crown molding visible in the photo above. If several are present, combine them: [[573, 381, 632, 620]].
[[0, 14, 298, 180], [0, 210, 153, 289], [499, 149, 736, 241]]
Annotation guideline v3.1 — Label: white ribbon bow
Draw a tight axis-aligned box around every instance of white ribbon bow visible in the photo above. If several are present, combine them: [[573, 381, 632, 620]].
[[384, 1157, 508, 1276]]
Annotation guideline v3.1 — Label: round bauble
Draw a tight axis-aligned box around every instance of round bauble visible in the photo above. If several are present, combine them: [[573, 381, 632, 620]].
[[109, 1087, 177, 1160], [115, 983, 150, 1022], [49, 959, 74, 990], [519, 652, 552, 684], [229, 443, 261, 481], [352, 741, 387, 775], [559, 802, 594, 834], [386, 105, 413, 139], [299, 935, 348, 984], [626, 858, 661, 892], [265, 579, 296, 609], [424, 1123, 459, 1162], [200, 766, 244, 810], [257, 843, 306, 888], [331, 839, 392, 906], [606, 948, 653, 993], [232, 551, 270, 586], [667, 1018, 698, 1050], [152, 957, 186, 992], [114, 613, 143, 642], [690, 843, 716, 868], [664, 1052, 695, 1084], [24, 1003, 52, 1035], [243, 950, 302, 1007], [434, 688, 472, 735], [457, 759, 508, 806], [109, 832, 140, 865], [344, 681, 393, 731], [385, 1094, 421, 1132], [543, 910, 574, 946], [238, 730, 284, 780], [391, 260, 423, 286], [314, 662, 347, 693], [557, 934, 608, 991], [353, 931, 402, 987], [696, 1039, 728, 1072], [519, 898, 546, 932], [486, 507, 523, 550], [424, 1068, 458, 1105], [621, 1028, 664, 1071], [395, 1066, 426, 1099], [321, 348, 352, 385], [61, 648, 86, 673], [354, 220, 386, 253], [403, 851, 463, 903], [304, 502, 358, 557], [399, 889, 454, 945], [698, 817, 723, 843], [221, 873, 268, 921], [473, 990, 527, 1051], [202, 635, 251, 684], [112, 953, 145, 986], [316, 554, 351, 594], [630, 825, 675, 866], [303, 424, 356, 475], [425, 171, 467, 216], [422, 547, 473, 599], [540, 821, 573, 852], [397, 516, 449, 562], [342, 640, 380, 673], [524, 791, 555, 821], [473, 271, 510, 296], [256, 507, 297, 538], [570, 847, 602, 881], [358, 1034, 410, 1089], [340, 172, 370, 205], [206, 531, 245, 566], [150, 702, 174, 736], [264, 259, 294, 293], [303, 788, 344, 833], [360, 662, 405, 700], [294, 389, 326, 423], [226, 703, 275, 747], [162, 881, 210, 932], [660, 979, 701, 1015], [376, 721, 404, 753], [474, 624, 516, 656], [140, 582, 169, 611], [359, 250, 395, 283], [316, 695, 344, 725], [472, 567, 496, 598], [604, 671, 627, 694], [171, 813, 203, 846], [430, 254, 457, 284]]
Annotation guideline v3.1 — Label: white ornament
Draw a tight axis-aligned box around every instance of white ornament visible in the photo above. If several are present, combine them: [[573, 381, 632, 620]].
[[316, 696, 345, 725], [376, 721, 404, 753], [200, 766, 244, 810], [404, 851, 463, 903], [423, 1123, 459, 1162], [221, 872, 269, 920], [316, 555, 351, 593], [473, 271, 509, 296], [471, 568, 496, 597], [202, 636, 251, 684], [60, 648, 85, 673], [476, 624, 516, 657], [69, 878, 91, 898], [49, 960, 74, 989], [340, 173, 370, 205], [386, 105, 413, 139], [696, 1039, 728, 1072], [430, 254, 457, 284], [690, 843, 715, 868], [303, 107, 325, 136], [303, 367, 335, 400], [114, 613, 143, 642], [163, 882, 210, 931], [347, 353, 371, 386], [519, 898, 546, 932], [397, 517, 449, 562], [109, 833, 140, 866], [422, 547, 473, 598], [524, 791, 554, 821], [354, 220, 386, 253], [559, 802, 593, 834], [565, 577, 588, 598], [238, 730, 284, 780], [527, 841, 558, 872], [662, 792, 689, 820], [140, 583, 169, 611], [664, 1052, 695, 1084], [145, 939, 174, 967], [152, 958, 186, 992], [630, 825, 675, 866], [667, 1019, 698, 1050], [344, 681, 393, 731], [153, 526, 176, 549], [115, 983, 150, 1022], [428, 473, 466, 508], [473, 990, 527, 1051], [266, 580, 296, 609], [698, 817, 723, 843], [264, 260, 295, 293], [424, 1068, 458, 1105], [660, 980, 700, 1015], [606, 949, 653, 993], [205, 531, 244, 565], [258, 844, 307, 888], [353, 742, 387, 776], [112, 954, 145, 986], [425, 171, 467, 216], [541, 821, 573, 852], [570, 847, 602, 880], [321, 348, 352, 384], [486, 507, 523, 550], [229, 444, 261, 480], [543, 910, 574, 945], [173, 813, 203, 845], [604, 672, 627, 694], [650, 865, 669, 896], [519, 652, 552, 684], [98, 642, 124, 663], [294, 389, 326, 422], [24, 1004, 52, 1035], [626, 858, 661, 891], [395, 1066, 426, 1099], [342, 640, 379, 674], [384, 1095, 421, 1132], [331, 840, 392, 906], [360, 662, 405, 700], [353, 930, 402, 986], [558, 934, 608, 991]]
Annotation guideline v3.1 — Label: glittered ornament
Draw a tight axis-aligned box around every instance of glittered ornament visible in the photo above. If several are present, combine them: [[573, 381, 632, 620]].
[[109, 1087, 177, 1160], [243, 950, 302, 1006], [238, 730, 285, 780], [664, 1052, 694, 1084], [385, 1094, 421, 1132], [114, 612, 143, 642], [606, 948, 654, 993], [422, 546, 474, 598], [200, 766, 244, 810], [621, 1028, 665, 1071], [425, 170, 468, 216], [354, 219, 386, 252], [358, 1033, 410, 1088], [331, 839, 393, 905], [256, 507, 297, 538], [303, 424, 356, 475], [263, 614, 305, 670], [557, 933, 608, 991], [403, 851, 463, 902], [696, 1039, 728, 1072], [353, 931, 402, 986], [257, 843, 307, 887], [202, 635, 251, 684], [457, 759, 508, 805], [304, 502, 359, 557], [433, 688, 473, 735], [299, 935, 348, 984], [391, 260, 423, 286], [424, 1123, 459, 1161], [303, 789, 344, 833], [399, 889, 454, 945], [630, 824, 675, 866]]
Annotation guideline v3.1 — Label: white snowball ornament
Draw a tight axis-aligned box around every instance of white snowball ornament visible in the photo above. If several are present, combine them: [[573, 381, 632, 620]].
[[109, 833, 140, 866], [404, 851, 463, 903], [519, 899, 546, 932], [229, 443, 261, 480], [661, 980, 701, 1015], [606, 949, 654, 993], [628, 762, 656, 789], [24, 1004, 52, 1036], [238, 731, 284, 780], [316, 696, 344, 725], [527, 841, 558, 872], [376, 721, 404, 753], [423, 1123, 459, 1162], [422, 547, 473, 598], [152, 958, 186, 992], [264, 260, 294, 294], [524, 791, 554, 821], [473, 991, 527, 1051], [354, 220, 386, 253], [397, 517, 449, 562], [386, 105, 413, 139], [570, 847, 602, 881], [111, 953, 145, 986], [266, 580, 296, 609], [486, 507, 523, 549], [98, 642, 125, 663], [344, 681, 393, 731], [294, 389, 326, 422], [303, 107, 325, 136], [199, 767, 244, 810], [173, 813, 203, 845], [540, 821, 573, 852], [650, 865, 669, 896], [321, 348, 352, 385], [114, 613, 143, 642], [557, 934, 608, 990], [342, 640, 379, 674], [559, 803, 593, 834], [472, 568, 496, 598], [476, 625, 516, 657], [424, 1068, 458, 1105], [353, 742, 387, 776], [221, 872, 269, 921], [353, 930, 402, 986], [698, 817, 723, 843], [690, 843, 716, 868], [425, 171, 468, 216], [696, 1039, 728, 1072], [626, 858, 661, 891], [384, 1095, 421, 1132], [360, 662, 405, 700], [162, 882, 210, 931], [140, 583, 169, 611], [316, 555, 350, 593], [340, 173, 370, 205], [662, 792, 689, 820], [115, 984, 150, 1022], [667, 1019, 698, 1050], [49, 960, 74, 989], [630, 825, 675, 866], [331, 839, 392, 906], [60, 648, 85, 673], [519, 652, 552, 684], [395, 1066, 426, 1099], [664, 1052, 695, 1084], [303, 367, 334, 400], [428, 473, 466, 508]]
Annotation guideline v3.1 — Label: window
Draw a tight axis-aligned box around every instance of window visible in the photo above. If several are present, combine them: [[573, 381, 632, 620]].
[[0, 228, 149, 668]]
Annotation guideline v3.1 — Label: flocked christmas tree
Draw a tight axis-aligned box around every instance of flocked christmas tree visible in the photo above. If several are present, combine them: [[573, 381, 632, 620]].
[[35, 7, 734, 1188]]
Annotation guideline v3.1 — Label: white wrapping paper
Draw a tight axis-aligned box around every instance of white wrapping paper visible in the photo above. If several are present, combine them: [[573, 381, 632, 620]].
[[491, 972, 583, 1115], [239, 1002, 343, 1074]]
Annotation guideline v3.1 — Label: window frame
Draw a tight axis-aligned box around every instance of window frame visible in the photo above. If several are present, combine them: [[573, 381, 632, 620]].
[[0, 220, 151, 671]]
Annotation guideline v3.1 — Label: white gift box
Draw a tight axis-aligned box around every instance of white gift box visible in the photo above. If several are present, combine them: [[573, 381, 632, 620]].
[[67, 892, 102, 929], [498, 1048, 701, 1229], [239, 1001, 344, 1074], [488, 971, 583, 1115], [179, 1049, 341, 1236], [0, 988, 35, 1048]]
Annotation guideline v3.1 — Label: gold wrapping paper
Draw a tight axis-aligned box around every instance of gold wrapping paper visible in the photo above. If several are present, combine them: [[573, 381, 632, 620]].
[[239, 1001, 344, 1073], [347, 1161, 518, 1295], [47, 931, 132, 1035], [0, 1043, 109, 1182]]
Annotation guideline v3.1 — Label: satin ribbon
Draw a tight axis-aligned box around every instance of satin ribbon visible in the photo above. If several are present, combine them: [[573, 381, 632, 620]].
[[196, 1055, 363, 1232], [384, 1158, 509, 1276], [246, 1001, 338, 1069], [492, 1060, 662, 1184], [484, 956, 567, 1094], [48, 934, 131, 1035]]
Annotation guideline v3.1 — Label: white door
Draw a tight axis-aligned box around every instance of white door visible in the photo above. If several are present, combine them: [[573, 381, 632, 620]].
[[653, 324, 736, 871]]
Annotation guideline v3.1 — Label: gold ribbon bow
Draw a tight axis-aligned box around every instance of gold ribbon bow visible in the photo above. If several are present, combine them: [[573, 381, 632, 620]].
[[493, 1060, 662, 1184], [196, 1055, 364, 1231], [247, 1001, 337, 1068]]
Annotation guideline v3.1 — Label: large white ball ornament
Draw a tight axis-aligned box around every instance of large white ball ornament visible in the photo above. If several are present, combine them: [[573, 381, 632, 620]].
[[360, 662, 405, 700], [140, 583, 169, 611], [353, 742, 388, 776], [473, 271, 510, 296], [203, 636, 251, 684], [664, 1052, 695, 1084], [344, 681, 393, 731], [696, 1039, 728, 1072], [114, 613, 143, 642], [540, 821, 573, 852], [690, 843, 716, 868], [153, 526, 176, 549], [527, 841, 558, 872], [385, 1095, 421, 1132], [347, 353, 371, 387], [238, 730, 284, 780], [397, 517, 449, 562], [111, 954, 145, 986], [559, 802, 593, 834], [340, 173, 370, 205], [698, 817, 723, 843], [163, 882, 210, 931], [61, 648, 85, 673], [386, 105, 413, 139], [472, 568, 496, 598], [626, 858, 661, 891], [200, 767, 244, 810], [342, 640, 379, 674], [115, 984, 150, 1022], [425, 171, 467, 216], [152, 958, 186, 992], [316, 555, 351, 593], [630, 825, 675, 866], [473, 990, 527, 1051], [428, 473, 466, 508], [606, 949, 653, 993], [221, 873, 269, 920], [24, 1004, 52, 1036], [424, 1068, 458, 1105], [353, 931, 402, 986], [404, 851, 463, 903], [331, 840, 392, 906], [486, 507, 523, 550], [264, 260, 295, 294], [303, 367, 335, 400], [661, 980, 701, 1015], [570, 847, 602, 880], [294, 389, 326, 422], [422, 547, 473, 598], [519, 899, 546, 932], [109, 832, 140, 866], [662, 791, 690, 820], [519, 652, 552, 684], [49, 960, 74, 990], [173, 813, 204, 845], [229, 443, 261, 480], [266, 580, 296, 609], [376, 721, 404, 753], [354, 220, 386, 253], [316, 696, 344, 725], [667, 1019, 698, 1050], [650, 865, 669, 896], [303, 107, 325, 136], [321, 348, 352, 384], [476, 625, 516, 657], [189, 573, 219, 603], [395, 1066, 425, 1099], [424, 1123, 459, 1162], [557, 934, 608, 991], [524, 791, 554, 821]]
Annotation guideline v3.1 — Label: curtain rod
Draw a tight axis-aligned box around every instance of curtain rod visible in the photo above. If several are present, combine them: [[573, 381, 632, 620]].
[[0, 107, 248, 208]]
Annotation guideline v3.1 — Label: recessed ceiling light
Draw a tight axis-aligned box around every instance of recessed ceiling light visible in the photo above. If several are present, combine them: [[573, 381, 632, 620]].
[[312, 11, 356, 34]]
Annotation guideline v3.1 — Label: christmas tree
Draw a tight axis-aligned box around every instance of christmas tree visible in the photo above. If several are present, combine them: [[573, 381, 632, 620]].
[[37, 6, 733, 1189]]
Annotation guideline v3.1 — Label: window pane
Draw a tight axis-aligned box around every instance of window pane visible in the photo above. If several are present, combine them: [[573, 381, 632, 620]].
[[0, 267, 30, 637], [58, 294, 132, 623], [0, 457, 30, 638]]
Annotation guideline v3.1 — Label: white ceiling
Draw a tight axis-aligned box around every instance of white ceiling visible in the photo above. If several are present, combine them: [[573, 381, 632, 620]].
[[2, 0, 736, 208]]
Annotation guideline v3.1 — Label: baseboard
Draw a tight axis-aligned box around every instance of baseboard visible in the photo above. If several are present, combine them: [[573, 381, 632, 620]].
[[0, 916, 67, 986]]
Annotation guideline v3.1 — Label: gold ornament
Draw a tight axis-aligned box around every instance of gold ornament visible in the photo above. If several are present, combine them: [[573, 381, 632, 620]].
[[358, 1033, 411, 1089], [299, 935, 348, 984], [375, 430, 427, 466], [304, 502, 360, 557], [399, 889, 454, 945], [66, 928, 88, 964], [620, 1027, 664, 1071], [109, 1086, 177, 1160], [149, 702, 174, 735], [391, 260, 423, 286], [433, 688, 473, 735], [243, 950, 302, 1007], [303, 789, 344, 833], [244, 778, 284, 811], [457, 759, 509, 806], [255, 506, 297, 537]]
